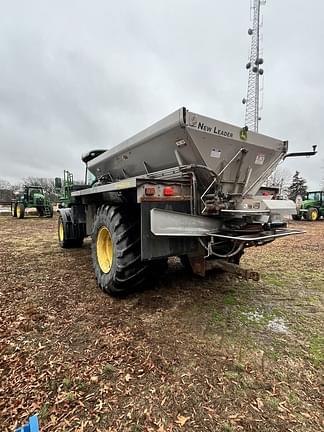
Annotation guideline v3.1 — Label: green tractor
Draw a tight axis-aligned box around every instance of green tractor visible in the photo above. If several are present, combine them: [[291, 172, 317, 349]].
[[11, 185, 53, 219], [55, 170, 74, 209], [55, 169, 93, 209], [294, 191, 324, 221]]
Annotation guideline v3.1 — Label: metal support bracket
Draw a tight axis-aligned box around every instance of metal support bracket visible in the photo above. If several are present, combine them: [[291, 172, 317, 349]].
[[188, 256, 260, 281]]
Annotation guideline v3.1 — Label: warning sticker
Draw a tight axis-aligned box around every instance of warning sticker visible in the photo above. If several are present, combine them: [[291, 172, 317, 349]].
[[210, 148, 221, 158], [255, 154, 265, 165]]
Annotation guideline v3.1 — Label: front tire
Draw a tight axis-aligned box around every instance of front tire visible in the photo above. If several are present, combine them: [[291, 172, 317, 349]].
[[92, 205, 147, 296], [11, 205, 17, 217], [292, 214, 301, 221], [16, 204, 25, 219]]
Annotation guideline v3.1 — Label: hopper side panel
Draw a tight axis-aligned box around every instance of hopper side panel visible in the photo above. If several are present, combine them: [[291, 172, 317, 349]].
[[88, 108, 186, 180]]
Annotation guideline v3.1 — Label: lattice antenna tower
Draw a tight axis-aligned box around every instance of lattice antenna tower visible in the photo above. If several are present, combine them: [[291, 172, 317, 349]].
[[242, 0, 266, 132]]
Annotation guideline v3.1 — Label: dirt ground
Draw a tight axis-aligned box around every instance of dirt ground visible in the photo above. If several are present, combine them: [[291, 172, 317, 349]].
[[0, 216, 323, 432]]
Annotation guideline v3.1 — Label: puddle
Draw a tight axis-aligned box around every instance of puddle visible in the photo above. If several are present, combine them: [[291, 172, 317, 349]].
[[242, 310, 264, 322], [267, 318, 289, 334]]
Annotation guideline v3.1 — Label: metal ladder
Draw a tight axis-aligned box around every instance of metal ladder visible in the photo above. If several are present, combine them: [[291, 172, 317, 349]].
[[43, 206, 52, 217]]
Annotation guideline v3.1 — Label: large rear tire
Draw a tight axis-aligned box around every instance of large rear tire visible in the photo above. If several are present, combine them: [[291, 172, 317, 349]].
[[92, 205, 147, 296], [16, 204, 25, 219]]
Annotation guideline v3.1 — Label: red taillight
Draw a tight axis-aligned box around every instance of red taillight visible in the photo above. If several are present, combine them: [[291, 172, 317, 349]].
[[163, 186, 174, 196], [145, 187, 156, 196]]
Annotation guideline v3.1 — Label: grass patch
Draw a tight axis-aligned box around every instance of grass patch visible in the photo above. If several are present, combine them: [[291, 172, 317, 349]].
[[211, 311, 224, 323], [38, 402, 50, 420], [222, 423, 234, 432], [288, 391, 301, 406], [62, 377, 72, 389], [309, 335, 324, 366], [223, 294, 238, 305], [265, 396, 279, 410], [102, 363, 116, 375], [65, 392, 75, 402], [224, 371, 239, 380], [262, 273, 286, 287]]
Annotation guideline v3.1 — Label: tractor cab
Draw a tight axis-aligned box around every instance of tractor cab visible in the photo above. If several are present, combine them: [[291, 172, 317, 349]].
[[82, 149, 106, 186], [305, 191, 323, 205], [26, 186, 44, 202]]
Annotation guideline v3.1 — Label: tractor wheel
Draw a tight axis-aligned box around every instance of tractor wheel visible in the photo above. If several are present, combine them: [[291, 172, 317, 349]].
[[92, 205, 147, 296], [148, 258, 168, 275], [11, 205, 17, 217], [37, 207, 44, 217], [180, 255, 193, 272], [46, 206, 53, 218], [16, 204, 25, 219], [292, 214, 301, 221], [58, 215, 83, 248], [306, 208, 319, 221]]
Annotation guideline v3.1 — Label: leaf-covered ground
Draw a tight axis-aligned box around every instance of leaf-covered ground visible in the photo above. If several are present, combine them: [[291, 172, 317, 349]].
[[0, 216, 323, 431]]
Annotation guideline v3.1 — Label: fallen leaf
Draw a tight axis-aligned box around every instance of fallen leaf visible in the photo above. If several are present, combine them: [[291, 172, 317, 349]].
[[256, 397, 264, 410], [176, 415, 190, 427], [125, 373, 131, 382]]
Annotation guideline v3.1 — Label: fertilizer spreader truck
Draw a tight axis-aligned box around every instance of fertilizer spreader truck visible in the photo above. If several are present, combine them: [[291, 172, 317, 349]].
[[58, 108, 316, 296]]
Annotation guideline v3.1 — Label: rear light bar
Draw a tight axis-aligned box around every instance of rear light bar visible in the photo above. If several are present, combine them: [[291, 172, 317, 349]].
[[138, 182, 191, 202]]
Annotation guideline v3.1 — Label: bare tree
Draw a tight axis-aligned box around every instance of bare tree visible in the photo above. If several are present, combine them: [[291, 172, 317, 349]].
[[264, 166, 292, 197], [0, 179, 12, 190], [23, 177, 57, 200], [0, 179, 14, 202], [23, 177, 55, 192]]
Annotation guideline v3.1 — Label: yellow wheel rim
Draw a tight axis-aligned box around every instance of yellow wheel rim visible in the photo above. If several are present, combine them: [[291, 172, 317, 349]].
[[17, 207, 21, 218], [59, 221, 64, 241], [96, 226, 113, 273], [311, 210, 317, 221]]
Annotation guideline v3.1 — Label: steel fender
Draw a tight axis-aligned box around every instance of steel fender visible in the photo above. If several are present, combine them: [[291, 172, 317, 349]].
[[262, 199, 297, 215], [58, 207, 73, 223], [150, 208, 221, 237]]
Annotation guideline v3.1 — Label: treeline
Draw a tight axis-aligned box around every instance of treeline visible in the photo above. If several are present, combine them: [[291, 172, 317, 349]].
[[265, 168, 322, 200], [0, 177, 57, 202]]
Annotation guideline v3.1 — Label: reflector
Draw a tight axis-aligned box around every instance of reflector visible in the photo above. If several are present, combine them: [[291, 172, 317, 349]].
[[163, 186, 174, 196]]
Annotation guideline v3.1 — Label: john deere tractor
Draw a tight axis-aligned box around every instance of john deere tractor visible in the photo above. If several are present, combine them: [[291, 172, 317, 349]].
[[11, 186, 53, 219], [294, 191, 324, 221]]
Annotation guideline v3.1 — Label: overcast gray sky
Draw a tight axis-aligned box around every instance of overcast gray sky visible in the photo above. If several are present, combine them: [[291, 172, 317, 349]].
[[0, 0, 323, 188]]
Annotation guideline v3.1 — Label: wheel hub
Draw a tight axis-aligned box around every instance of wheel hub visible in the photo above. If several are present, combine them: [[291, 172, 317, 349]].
[[96, 226, 113, 273], [59, 221, 64, 241], [311, 210, 317, 221]]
